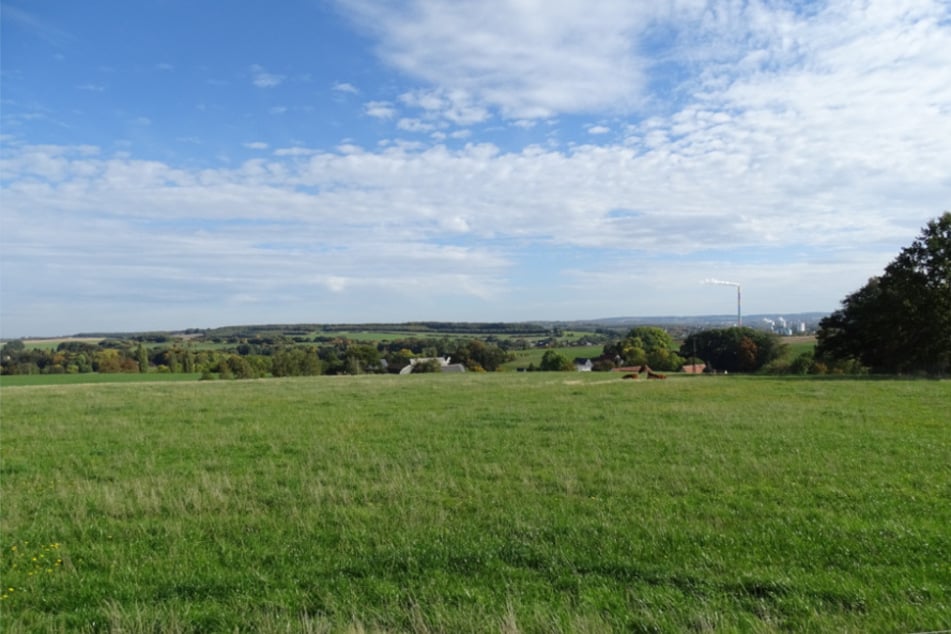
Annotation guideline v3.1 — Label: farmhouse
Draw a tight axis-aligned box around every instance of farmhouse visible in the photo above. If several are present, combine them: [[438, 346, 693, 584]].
[[573, 358, 594, 372], [399, 357, 466, 374]]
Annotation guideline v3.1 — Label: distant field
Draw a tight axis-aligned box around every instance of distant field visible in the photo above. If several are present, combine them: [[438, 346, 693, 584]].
[[14, 337, 103, 351], [503, 345, 605, 370], [313, 330, 412, 342], [1, 374, 948, 632], [781, 336, 817, 359], [0, 373, 202, 387]]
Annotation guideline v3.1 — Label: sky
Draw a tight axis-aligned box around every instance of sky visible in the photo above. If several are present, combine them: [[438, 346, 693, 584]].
[[2, 0, 950, 337]]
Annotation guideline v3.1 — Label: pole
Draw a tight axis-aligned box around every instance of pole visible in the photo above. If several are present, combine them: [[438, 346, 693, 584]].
[[737, 286, 742, 327]]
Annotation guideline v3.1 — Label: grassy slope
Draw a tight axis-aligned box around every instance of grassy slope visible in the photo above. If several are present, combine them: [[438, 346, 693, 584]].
[[0, 373, 203, 387], [1, 374, 948, 632]]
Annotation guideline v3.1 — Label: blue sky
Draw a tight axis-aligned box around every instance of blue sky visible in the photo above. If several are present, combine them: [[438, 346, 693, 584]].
[[2, 0, 950, 337]]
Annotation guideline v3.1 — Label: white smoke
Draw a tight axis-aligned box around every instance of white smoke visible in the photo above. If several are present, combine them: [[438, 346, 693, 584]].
[[701, 278, 741, 287]]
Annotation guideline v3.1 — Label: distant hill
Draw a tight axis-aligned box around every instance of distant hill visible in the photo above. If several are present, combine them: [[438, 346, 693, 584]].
[[10, 313, 829, 341], [565, 312, 828, 330]]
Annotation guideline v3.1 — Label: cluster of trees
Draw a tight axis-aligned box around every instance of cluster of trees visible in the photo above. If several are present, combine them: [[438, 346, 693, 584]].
[[1, 335, 514, 378], [603, 326, 686, 371], [816, 212, 950, 375], [523, 327, 688, 372], [529, 326, 785, 373], [680, 328, 786, 373], [0, 339, 238, 377]]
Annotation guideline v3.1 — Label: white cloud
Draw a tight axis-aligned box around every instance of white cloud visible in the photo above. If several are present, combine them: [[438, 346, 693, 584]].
[[364, 100, 397, 119], [249, 64, 284, 88], [3, 0, 951, 334], [397, 118, 436, 133], [273, 147, 316, 157], [399, 88, 489, 125], [332, 81, 359, 94], [338, 0, 651, 119], [244, 141, 269, 150]]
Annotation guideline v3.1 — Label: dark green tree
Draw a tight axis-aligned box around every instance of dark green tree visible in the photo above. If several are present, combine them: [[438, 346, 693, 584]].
[[452, 339, 512, 372], [816, 212, 951, 374], [603, 326, 684, 371], [2, 340, 25, 355], [223, 354, 256, 379], [680, 327, 785, 373], [344, 344, 382, 374], [271, 347, 322, 377], [136, 344, 149, 373], [539, 350, 573, 371]]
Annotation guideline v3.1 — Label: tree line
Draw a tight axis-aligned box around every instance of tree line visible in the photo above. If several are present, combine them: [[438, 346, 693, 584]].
[[0, 335, 516, 378], [529, 325, 788, 373], [1, 326, 791, 377]]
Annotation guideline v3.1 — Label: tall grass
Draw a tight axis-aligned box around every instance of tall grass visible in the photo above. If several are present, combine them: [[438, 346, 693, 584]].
[[1, 374, 948, 632]]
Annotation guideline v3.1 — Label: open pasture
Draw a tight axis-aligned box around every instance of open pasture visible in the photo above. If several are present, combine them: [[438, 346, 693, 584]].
[[1, 374, 948, 632], [0, 373, 203, 387], [503, 345, 605, 370], [13, 337, 104, 352]]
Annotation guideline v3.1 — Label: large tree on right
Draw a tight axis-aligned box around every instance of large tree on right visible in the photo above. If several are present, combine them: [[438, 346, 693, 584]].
[[816, 212, 951, 374]]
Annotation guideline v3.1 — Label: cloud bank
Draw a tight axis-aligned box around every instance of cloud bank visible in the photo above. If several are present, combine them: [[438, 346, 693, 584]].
[[1, 0, 950, 335]]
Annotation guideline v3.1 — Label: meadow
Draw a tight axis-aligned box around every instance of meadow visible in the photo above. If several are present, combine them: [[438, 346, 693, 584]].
[[502, 345, 605, 370], [1, 374, 948, 632], [0, 373, 203, 387]]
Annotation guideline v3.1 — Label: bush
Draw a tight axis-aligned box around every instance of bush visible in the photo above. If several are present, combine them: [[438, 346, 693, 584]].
[[539, 350, 573, 371]]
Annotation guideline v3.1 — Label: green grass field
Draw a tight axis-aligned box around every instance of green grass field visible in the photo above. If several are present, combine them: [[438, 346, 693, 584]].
[[0, 373, 203, 387], [780, 337, 816, 360], [1, 374, 948, 632], [15, 337, 104, 351]]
